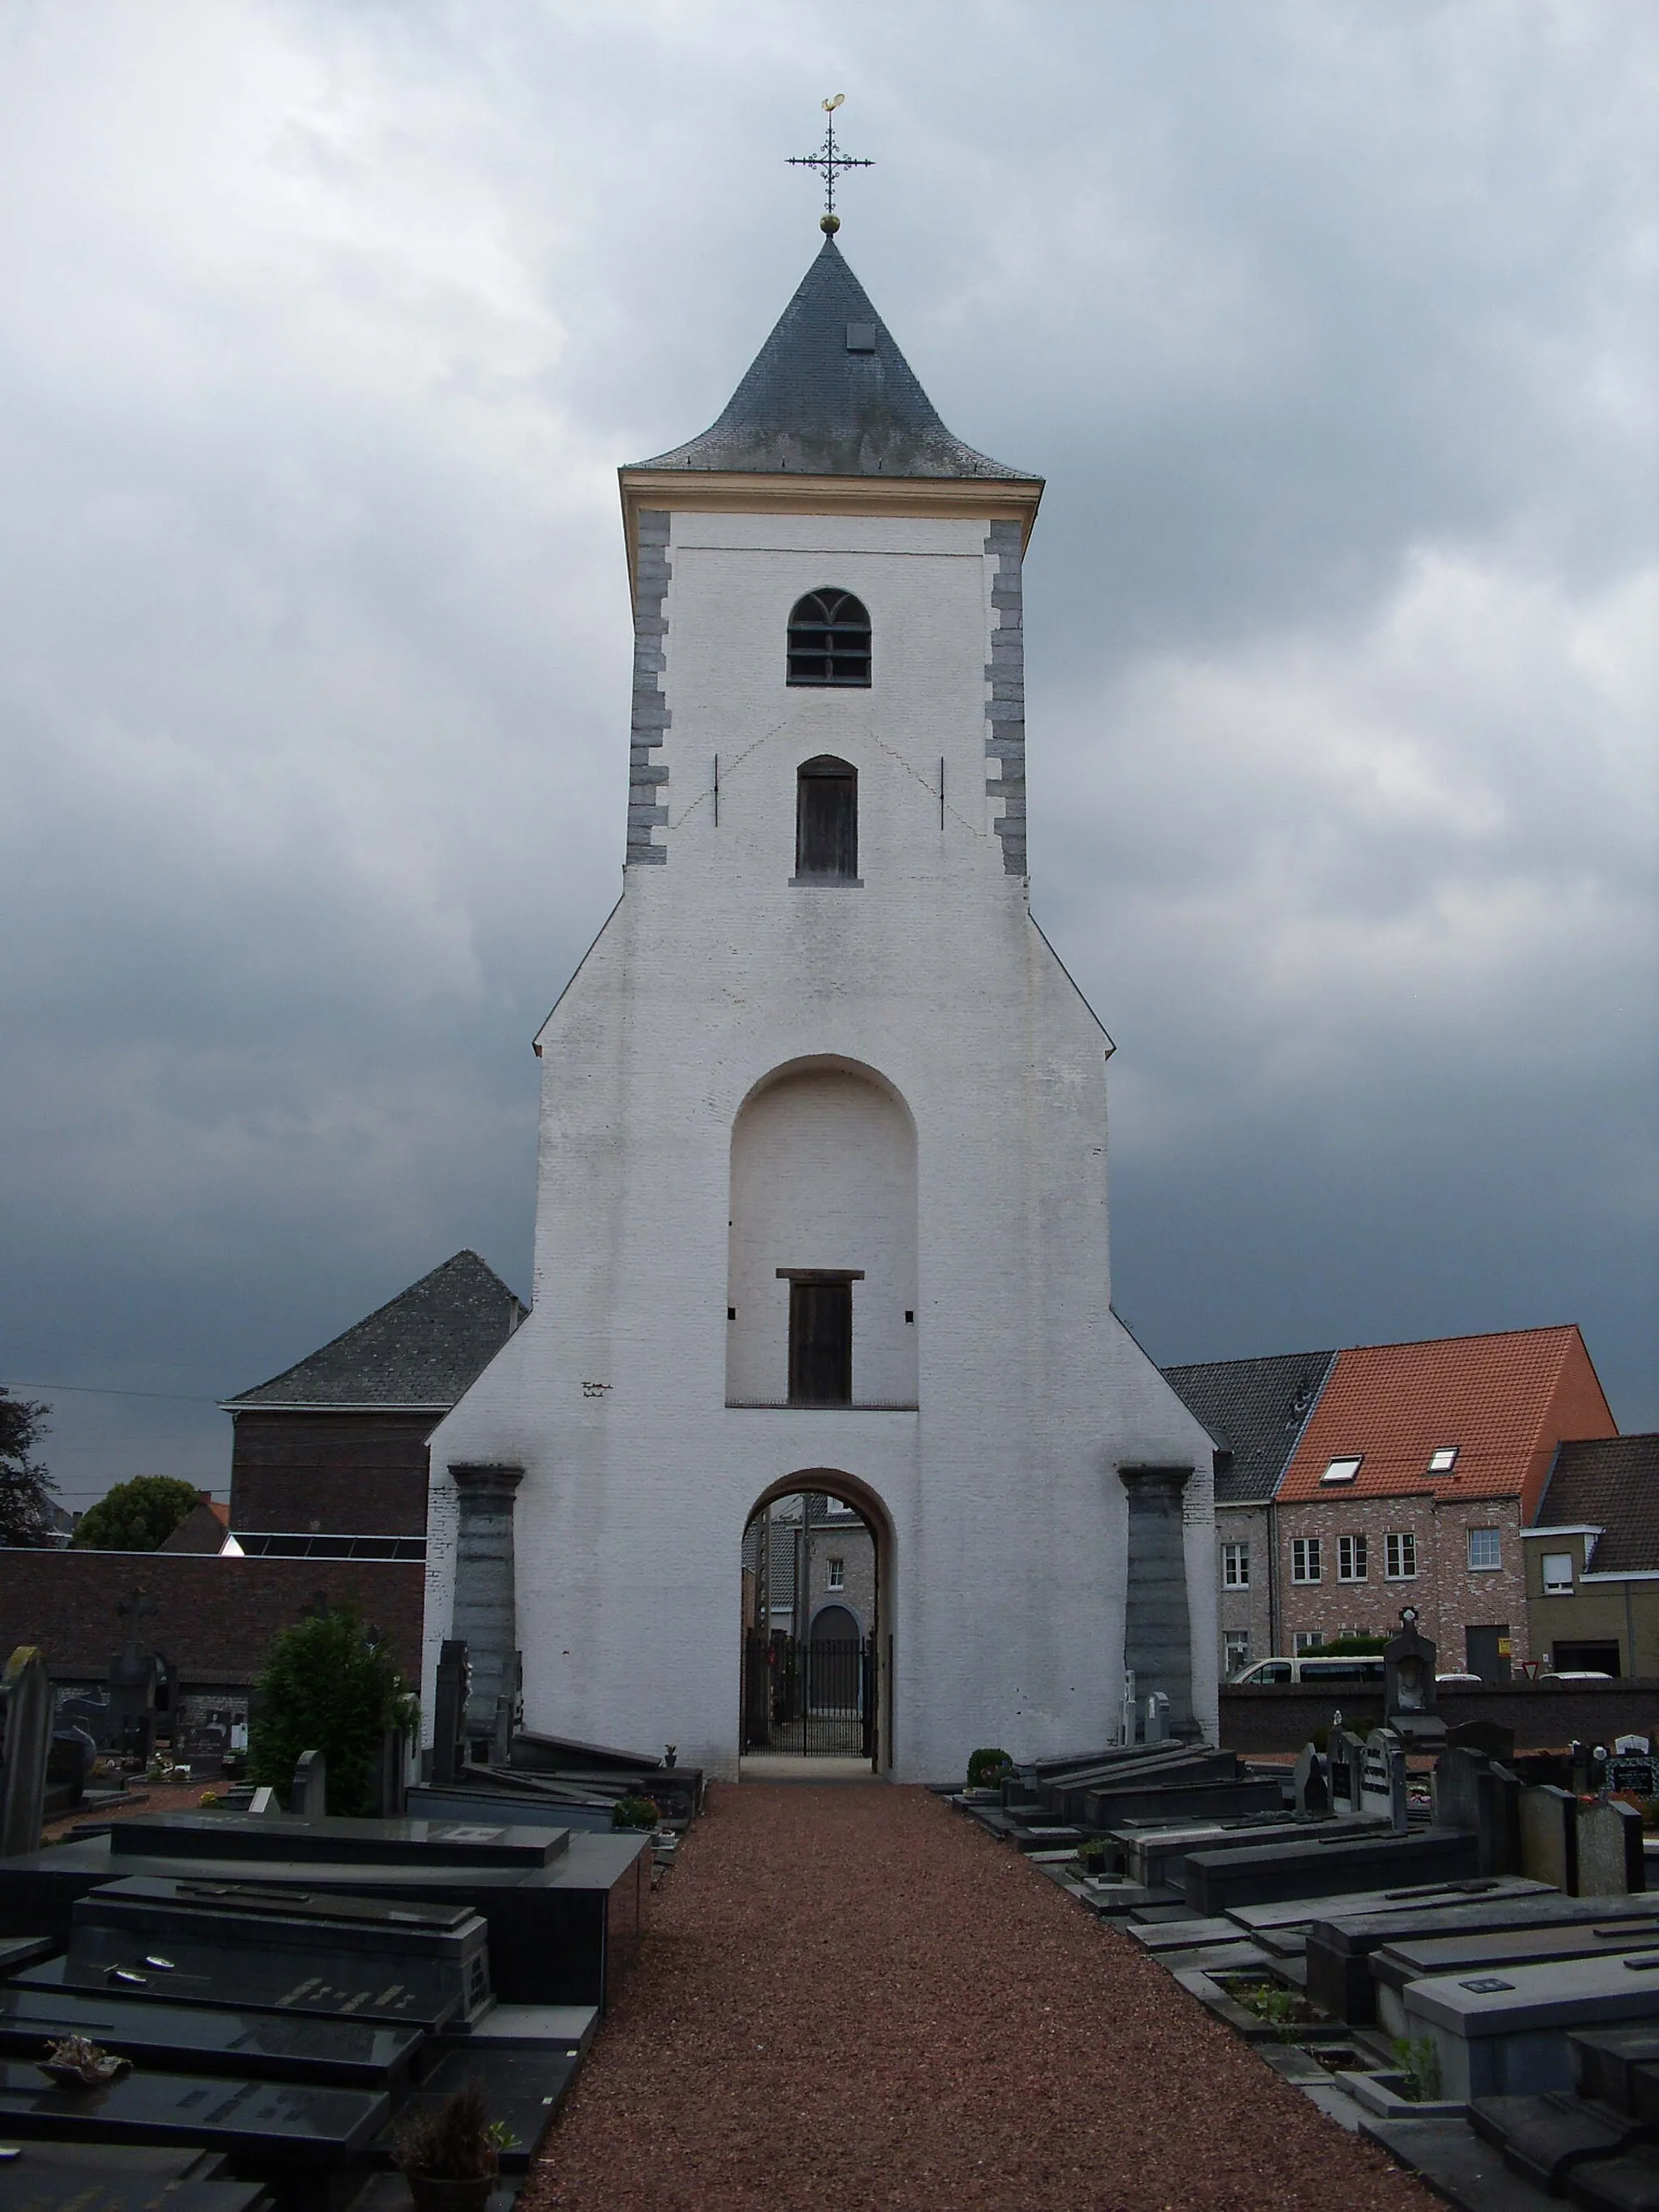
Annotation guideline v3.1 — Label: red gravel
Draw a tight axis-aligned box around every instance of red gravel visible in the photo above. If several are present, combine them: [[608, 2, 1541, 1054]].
[[524, 1783, 1435, 2212]]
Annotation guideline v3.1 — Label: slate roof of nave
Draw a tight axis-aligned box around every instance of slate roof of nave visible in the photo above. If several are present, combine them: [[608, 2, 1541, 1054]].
[[1161, 1348, 1339, 1506], [225, 1250, 527, 1410], [634, 235, 1037, 482]]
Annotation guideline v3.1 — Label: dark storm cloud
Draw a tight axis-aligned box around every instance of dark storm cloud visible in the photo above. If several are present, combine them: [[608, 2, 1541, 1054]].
[[1, 0, 1653, 1505]]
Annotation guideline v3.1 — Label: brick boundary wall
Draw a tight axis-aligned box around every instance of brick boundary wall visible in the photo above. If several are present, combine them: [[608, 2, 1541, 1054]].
[[1220, 1677, 1659, 1754], [0, 1549, 424, 1686]]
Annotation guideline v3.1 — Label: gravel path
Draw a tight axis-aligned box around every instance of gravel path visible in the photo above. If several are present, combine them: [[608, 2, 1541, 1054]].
[[525, 1783, 1435, 2212]]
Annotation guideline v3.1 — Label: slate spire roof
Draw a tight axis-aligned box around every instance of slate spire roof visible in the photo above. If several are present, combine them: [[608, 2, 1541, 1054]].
[[635, 235, 1035, 482], [224, 1250, 527, 1411]]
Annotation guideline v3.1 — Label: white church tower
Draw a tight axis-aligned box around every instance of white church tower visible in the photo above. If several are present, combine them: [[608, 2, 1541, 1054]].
[[422, 224, 1218, 1779]]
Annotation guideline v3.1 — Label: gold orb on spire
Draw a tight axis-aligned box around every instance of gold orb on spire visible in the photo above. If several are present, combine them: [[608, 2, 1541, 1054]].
[[821, 212, 840, 233]]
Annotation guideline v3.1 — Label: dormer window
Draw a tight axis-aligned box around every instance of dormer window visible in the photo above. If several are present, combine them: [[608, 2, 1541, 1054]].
[[1320, 1455, 1362, 1484], [795, 757, 859, 882], [787, 590, 871, 686]]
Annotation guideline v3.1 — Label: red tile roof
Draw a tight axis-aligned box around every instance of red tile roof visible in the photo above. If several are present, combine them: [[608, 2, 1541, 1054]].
[[1276, 1325, 1615, 1516]]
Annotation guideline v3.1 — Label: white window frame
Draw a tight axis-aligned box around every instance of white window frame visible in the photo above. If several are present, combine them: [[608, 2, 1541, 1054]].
[[1384, 1531, 1418, 1582], [1320, 1455, 1363, 1485], [1222, 1629, 1252, 1676], [1292, 1630, 1324, 1655], [826, 1557, 845, 1591], [1290, 1536, 1323, 1585], [1428, 1446, 1459, 1473], [1222, 1541, 1251, 1589], [1541, 1552, 1575, 1595], [1337, 1534, 1368, 1582], [1466, 1527, 1501, 1572]]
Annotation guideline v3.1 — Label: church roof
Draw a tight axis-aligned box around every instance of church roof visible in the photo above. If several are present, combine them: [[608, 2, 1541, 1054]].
[[1162, 1349, 1338, 1505], [224, 1250, 527, 1411], [635, 235, 1035, 482]]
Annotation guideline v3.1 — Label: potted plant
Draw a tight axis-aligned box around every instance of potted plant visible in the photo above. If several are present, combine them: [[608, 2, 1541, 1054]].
[[393, 2085, 514, 2212], [612, 1793, 662, 1832]]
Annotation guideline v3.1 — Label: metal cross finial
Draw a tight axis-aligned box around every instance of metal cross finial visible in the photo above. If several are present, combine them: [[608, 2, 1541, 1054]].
[[788, 93, 873, 236]]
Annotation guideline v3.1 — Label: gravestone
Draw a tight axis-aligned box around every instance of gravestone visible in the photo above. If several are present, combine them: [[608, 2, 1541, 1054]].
[[1384, 1606, 1446, 1748], [1607, 1749, 1659, 1797], [1434, 1746, 1521, 1875], [0, 1646, 52, 1860], [1446, 1719, 1516, 1763], [1519, 1783, 1578, 1894], [107, 1591, 164, 1761], [1293, 1743, 1330, 1817], [1119, 1668, 1137, 1749], [1577, 1797, 1644, 1896], [0, 2057, 390, 2167], [248, 1785, 278, 1814], [369, 1725, 408, 1820], [1361, 1727, 1409, 1834], [1144, 1691, 1171, 1747], [1328, 1725, 1365, 1819], [433, 1640, 469, 1787], [291, 1749, 326, 1817]]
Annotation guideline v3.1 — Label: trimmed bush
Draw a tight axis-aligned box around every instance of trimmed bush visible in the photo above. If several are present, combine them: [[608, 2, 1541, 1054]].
[[248, 1603, 416, 1817], [612, 1794, 662, 1831], [966, 1746, 1014, 1790]]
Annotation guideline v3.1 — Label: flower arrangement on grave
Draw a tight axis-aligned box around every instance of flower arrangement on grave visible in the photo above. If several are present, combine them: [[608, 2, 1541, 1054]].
[[393, 2083, 515, 2212], [612, 1793, 663, 1831], [966, 1747, 1013, 1791], [1073, 1835, 1110, 1874], [39, 2034, 131, 2088]]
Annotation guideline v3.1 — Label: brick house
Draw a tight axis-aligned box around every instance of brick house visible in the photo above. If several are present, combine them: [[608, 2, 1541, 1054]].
[[1273, 1325, 1617, 1678], [1524, 1433, 1659, 1677], [223, 1249, 525, 1557], [1162, 1350, 1336, 1679], [744, 1492, 876, 1644]]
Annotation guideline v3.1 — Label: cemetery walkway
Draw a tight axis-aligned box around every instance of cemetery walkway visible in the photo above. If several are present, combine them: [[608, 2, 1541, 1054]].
[[527, 1783, 1436, 2212]]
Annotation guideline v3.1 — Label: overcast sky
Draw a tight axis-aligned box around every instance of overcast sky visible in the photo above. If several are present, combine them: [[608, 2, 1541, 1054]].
[[2, 0, 1654, 1512]]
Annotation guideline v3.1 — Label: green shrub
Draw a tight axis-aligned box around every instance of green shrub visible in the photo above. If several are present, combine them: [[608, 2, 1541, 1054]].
[[1317, 1633, 1390, 1655], [966, 1746, 1014, 1790], [73, 1475, 203, 1552], [612, 1794, 662, 1831], [248, 1603, 416, 1817]]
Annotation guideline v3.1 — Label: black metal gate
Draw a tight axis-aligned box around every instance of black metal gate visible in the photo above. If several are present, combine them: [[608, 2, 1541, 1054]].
[[743, 1631, 876, 1760]]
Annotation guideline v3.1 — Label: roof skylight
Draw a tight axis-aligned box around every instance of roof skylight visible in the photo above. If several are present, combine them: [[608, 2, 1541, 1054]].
[[1320, 1455, 1362, 1484], [1428, 1447, 1459, 1472]]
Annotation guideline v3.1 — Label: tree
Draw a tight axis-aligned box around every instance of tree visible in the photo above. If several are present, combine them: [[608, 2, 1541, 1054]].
[[0, 1388, 58, 1548], [73, 1474, 203, 1553], [249, 1603, 417, 1817]]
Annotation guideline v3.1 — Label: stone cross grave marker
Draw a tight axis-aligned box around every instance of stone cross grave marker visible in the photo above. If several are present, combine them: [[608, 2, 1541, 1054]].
[[0, 1645, 52, 1858]]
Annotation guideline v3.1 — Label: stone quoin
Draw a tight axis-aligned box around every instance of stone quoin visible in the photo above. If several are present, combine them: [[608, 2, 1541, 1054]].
[[420, 230, 1218, 1778]]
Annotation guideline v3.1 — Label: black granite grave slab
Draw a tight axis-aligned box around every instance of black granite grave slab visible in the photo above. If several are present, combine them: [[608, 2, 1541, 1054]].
[[1308, 1896, 1659, 2024], [1080, 1779, 1285, 1830], [109, 1813, 568, 1868], [1372, 1923, 1659, 2026], [1043, 1749, 1238, 1821], [0, 2141, 271, 2212], [1470, 2093, 1654, 2191], [405, 1787, 613, 1835], [0, 1984, 422, 2090], [0, 1933, 53, 1978], [1571, 2149, 1659, 2210], [1359, 2115, 1559, 2212], [1184, 1827, 1481, 1915], [0, 2060, 387, 2163], [378, 2044, 580, 2171], [1575, 2030, 1659, 2115], [0, 1832, 647, 2009]]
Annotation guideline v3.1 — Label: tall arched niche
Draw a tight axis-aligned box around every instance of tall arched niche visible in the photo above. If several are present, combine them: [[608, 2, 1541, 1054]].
[[726, 1057, 918, 1409]]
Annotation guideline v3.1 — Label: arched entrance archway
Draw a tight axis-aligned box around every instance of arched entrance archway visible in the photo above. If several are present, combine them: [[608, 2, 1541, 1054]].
[[740, 1471, 893, 1770]]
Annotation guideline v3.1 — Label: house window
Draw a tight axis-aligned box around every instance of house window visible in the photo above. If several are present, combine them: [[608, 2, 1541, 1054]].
[[1291, 1537, 1322, 1584], [785, 1275, 854, 1406], [1467, 1527, 1501, 1571], [1384, 1531, 1417, 1581], [1428, 1446, 1459, 1473], [1338, 1535, 1368, 1582], [1293, 1631, 1324, 1655], [795, 756, 859, 881], [1541, 1552, 1575, 1595], [826, 1557, 845, 1591], [1320, 1455, 1362, 1484], [1222, 1629, 1252, 1676], [1222, 1541, 1250, 1588], [787, 589, 871, 686]]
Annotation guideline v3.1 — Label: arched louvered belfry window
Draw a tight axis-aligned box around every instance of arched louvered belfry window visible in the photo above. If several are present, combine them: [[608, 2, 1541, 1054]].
[[787, 590, 871, 687], [795, 756, 858, 882]]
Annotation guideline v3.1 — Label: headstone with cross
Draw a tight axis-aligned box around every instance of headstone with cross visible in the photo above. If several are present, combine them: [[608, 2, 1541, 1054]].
[[108, 1591, 164, 1760], [0, 1646, 53, 1857]]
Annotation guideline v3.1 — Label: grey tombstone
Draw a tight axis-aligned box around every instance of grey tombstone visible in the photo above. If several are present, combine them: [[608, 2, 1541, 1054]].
[[433, 1640, 469, 1787], [369, 1726, 409, 1820], [1119, 1668, 1137, 1749], [248, 1784, 278, 1814], [0, 1646, 53, 1860], [291, 1748, 326, 1817], [1433, 1741, 1522, 1868], [1144, 1691, 1171, 1747], [1360, 1727, 1409, 1835], [1519, 1782, 1578, 1894], [1328, 1724, 1365, 1818], [1384, 1606, 1445, 1749], [1293, 1742, 1330, 1817], [1577, 1797, 1644, 1896]]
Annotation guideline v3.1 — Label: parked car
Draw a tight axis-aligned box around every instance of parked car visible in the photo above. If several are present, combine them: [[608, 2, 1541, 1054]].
[[1231, 1655, 1386, 1686]]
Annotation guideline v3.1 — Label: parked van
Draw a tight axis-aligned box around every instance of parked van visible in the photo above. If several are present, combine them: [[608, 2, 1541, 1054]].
[[1231, 1655, 1386, 1687]]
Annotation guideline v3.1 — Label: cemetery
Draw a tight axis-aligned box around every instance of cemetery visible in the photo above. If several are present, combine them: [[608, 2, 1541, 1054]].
[[0, 1624, 684, 2208], [953, 1611, 1659, 2208]]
